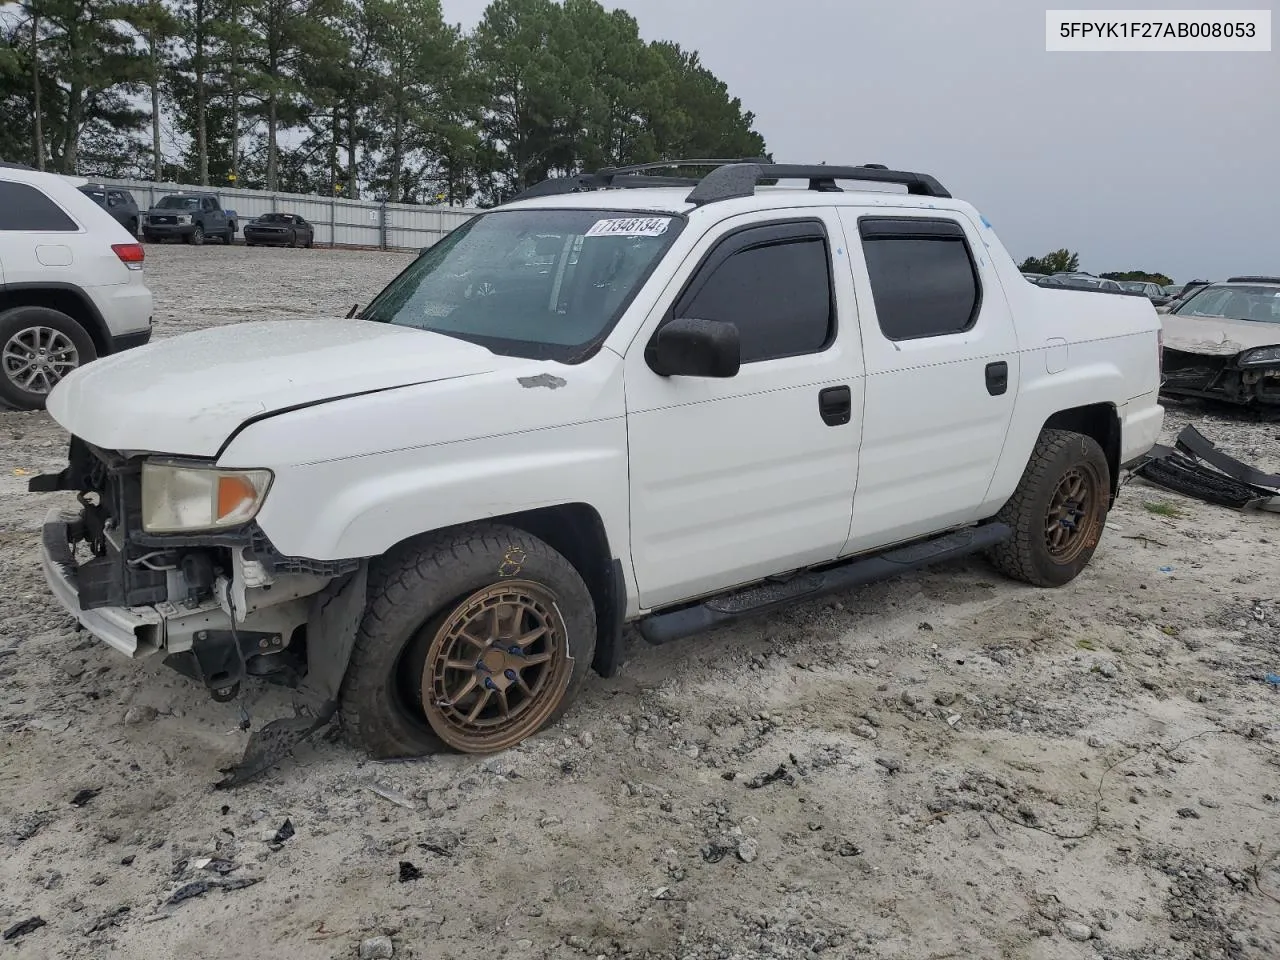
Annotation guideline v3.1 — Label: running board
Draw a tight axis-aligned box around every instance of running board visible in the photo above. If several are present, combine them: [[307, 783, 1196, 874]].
[[636, 523, 1013, 646]]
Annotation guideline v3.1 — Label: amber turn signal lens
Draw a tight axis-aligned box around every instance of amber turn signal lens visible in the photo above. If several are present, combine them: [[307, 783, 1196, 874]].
[[217, 474, 260, 521]]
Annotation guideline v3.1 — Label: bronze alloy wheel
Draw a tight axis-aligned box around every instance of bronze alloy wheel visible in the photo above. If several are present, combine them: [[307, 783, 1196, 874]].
[[1043, 463, 1104, 564], [419, 581, 573, 752]]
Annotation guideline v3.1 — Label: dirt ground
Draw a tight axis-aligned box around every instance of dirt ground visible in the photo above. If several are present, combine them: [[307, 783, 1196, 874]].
[[2, 244, 1278, 960]]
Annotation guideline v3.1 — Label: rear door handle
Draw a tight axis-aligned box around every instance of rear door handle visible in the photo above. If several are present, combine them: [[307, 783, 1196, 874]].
[[818, 385, 852, 426], [985, 361, 1009, 396]]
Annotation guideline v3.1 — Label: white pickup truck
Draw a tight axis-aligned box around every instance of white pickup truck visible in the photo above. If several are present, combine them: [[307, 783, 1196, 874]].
[[30, 160, 1165, 781]]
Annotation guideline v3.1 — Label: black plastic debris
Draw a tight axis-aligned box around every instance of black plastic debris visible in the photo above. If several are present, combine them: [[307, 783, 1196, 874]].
[[745, 764, 795, 789], [274, 819, 295, 842], [417, 831, 462, 858], [70, 787, 101, 807], [398, 861, 423, 882], [1133, 426, 1280, 512], [120, 855, 135, 866], [3, 917, 45, 941], [166, 876, 261, 906], [168, 880, 214, 904], [85, 906, 130, 934], [700, 842, 735, 864]]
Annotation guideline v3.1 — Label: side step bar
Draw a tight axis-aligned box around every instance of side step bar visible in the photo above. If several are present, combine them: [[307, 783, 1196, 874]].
[[636, 522, 1013, 646]]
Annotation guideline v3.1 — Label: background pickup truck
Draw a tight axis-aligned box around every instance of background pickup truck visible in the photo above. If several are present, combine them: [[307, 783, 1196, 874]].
[[141, 193, 237, 245]]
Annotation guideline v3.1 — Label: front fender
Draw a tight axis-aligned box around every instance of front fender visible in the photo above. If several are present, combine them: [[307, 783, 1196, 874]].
[[229, 418, 632, 565]]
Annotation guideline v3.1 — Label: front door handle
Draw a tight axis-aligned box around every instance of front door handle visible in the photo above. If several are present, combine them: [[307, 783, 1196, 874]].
[[985, 361, 1009, 396], [818, 385, 852, 426]]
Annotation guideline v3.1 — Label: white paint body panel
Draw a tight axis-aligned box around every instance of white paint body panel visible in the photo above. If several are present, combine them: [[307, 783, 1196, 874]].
[[41, 184, 1165, 624]]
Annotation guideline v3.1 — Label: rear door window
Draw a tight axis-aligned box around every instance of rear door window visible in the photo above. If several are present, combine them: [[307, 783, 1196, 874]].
[[0, 181, 80, 231]]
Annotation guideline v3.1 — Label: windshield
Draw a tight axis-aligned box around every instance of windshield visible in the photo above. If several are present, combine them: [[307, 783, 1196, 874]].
[[1118, 281, 1147, 293], [362, 209, 684, 360], [258, 213, 291, 223], [1174, 285, 1280, 323], [156, 196, 201, 210]]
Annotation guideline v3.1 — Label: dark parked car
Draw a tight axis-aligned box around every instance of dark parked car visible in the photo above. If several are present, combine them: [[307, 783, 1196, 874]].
[[1118, 280, 1172, 305], [78, 184, 140, 235], [244, 213, 315, 248], [1036, 274, 1128, 294]]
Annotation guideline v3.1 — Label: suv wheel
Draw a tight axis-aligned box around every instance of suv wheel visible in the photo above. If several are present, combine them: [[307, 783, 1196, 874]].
[[0, 306, 98, 410], [341, 523, 597, 758], [987, 428, 1111, 587], [186, 224, 204, 245]]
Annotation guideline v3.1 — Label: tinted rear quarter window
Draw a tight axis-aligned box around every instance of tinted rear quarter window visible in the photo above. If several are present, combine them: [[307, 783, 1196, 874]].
[[677, 229, 834, 363], [858, 217, 980, 341], [0, 181, 80, 231]]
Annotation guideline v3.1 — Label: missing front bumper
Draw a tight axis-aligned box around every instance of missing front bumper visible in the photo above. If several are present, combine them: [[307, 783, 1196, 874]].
[[40, 509, 162, 656]]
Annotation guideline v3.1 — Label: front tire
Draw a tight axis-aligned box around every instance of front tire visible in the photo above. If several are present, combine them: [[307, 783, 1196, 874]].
[[0, 307, 97, 410], [186, 224, 204, 246], [341, 524, 596, 758], [986, 429, 1110, 588]]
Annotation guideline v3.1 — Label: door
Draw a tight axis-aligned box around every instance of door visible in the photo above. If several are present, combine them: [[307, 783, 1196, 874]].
[[625, 209, 866, 610], [837, 209, 1019, 556], [202, 197, 224, 233]]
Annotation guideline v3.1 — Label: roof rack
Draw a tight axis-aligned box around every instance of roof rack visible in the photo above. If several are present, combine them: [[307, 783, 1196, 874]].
[[511, 159, 951, 206], [686, 163, 951, 204], [1226, 276, 1280, 284]]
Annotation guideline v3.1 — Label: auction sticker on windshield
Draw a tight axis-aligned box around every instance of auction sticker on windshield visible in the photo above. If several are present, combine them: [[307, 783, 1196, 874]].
[[585, 217, 672, 238]]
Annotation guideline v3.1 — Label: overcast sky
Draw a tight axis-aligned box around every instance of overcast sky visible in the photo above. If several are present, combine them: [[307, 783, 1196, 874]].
[[441, 0, 1277, 281]]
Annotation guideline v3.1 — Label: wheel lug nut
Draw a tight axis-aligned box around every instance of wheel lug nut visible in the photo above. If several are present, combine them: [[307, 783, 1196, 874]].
[[504, 669, 518, 682], [484, 678, 497, 691]]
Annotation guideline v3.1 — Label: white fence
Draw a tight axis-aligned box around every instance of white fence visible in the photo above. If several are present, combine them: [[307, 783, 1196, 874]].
[[92, 177, 477, 251]]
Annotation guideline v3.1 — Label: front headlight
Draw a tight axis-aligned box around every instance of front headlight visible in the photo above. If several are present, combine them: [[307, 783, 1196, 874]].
[[176, 214, 192, 224], [141, 462, 273, 533], [1240, 346, 1280, 366]]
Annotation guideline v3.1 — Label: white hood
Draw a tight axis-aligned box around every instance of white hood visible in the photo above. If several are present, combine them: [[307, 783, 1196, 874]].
[[47, 318, 518, 456], [1160, 313, 1280, 357]]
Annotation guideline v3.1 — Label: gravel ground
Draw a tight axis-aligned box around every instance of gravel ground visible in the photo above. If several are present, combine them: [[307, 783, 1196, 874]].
[[2, 245, 1279, 960]]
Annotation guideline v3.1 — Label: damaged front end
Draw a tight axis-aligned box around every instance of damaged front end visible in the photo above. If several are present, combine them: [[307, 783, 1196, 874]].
[[1161, 347, 1280, 410], [29, 436, 368, 786]]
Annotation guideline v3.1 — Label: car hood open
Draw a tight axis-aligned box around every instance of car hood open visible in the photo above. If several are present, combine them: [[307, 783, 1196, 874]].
[[46, 317, 520, 457], [1160, 313, 1280, 357]]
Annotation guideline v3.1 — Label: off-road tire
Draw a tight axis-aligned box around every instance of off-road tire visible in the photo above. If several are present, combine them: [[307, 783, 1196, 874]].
[[986, 428, 1110, 588], [341, 523, 597, 759], [185, 224, 204, 245], [0, 306, 97, 410]]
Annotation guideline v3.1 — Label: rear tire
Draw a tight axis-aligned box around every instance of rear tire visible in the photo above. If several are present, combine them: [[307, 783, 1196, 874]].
[[341, 523, 596, 759], [986, 429, 1110, 588], [0, 306, 98, 411]]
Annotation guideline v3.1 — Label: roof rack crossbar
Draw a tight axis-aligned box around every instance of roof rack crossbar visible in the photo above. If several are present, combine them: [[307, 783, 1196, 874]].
[[509, 159, 951, 207], [686, 163, 951, 206]]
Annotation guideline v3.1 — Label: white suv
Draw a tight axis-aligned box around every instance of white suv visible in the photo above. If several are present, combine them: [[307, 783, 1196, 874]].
[[0, 162, 153, 410]]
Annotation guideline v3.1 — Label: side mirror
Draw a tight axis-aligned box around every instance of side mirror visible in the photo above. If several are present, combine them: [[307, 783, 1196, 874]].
[[646, 317, 741, 378]]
